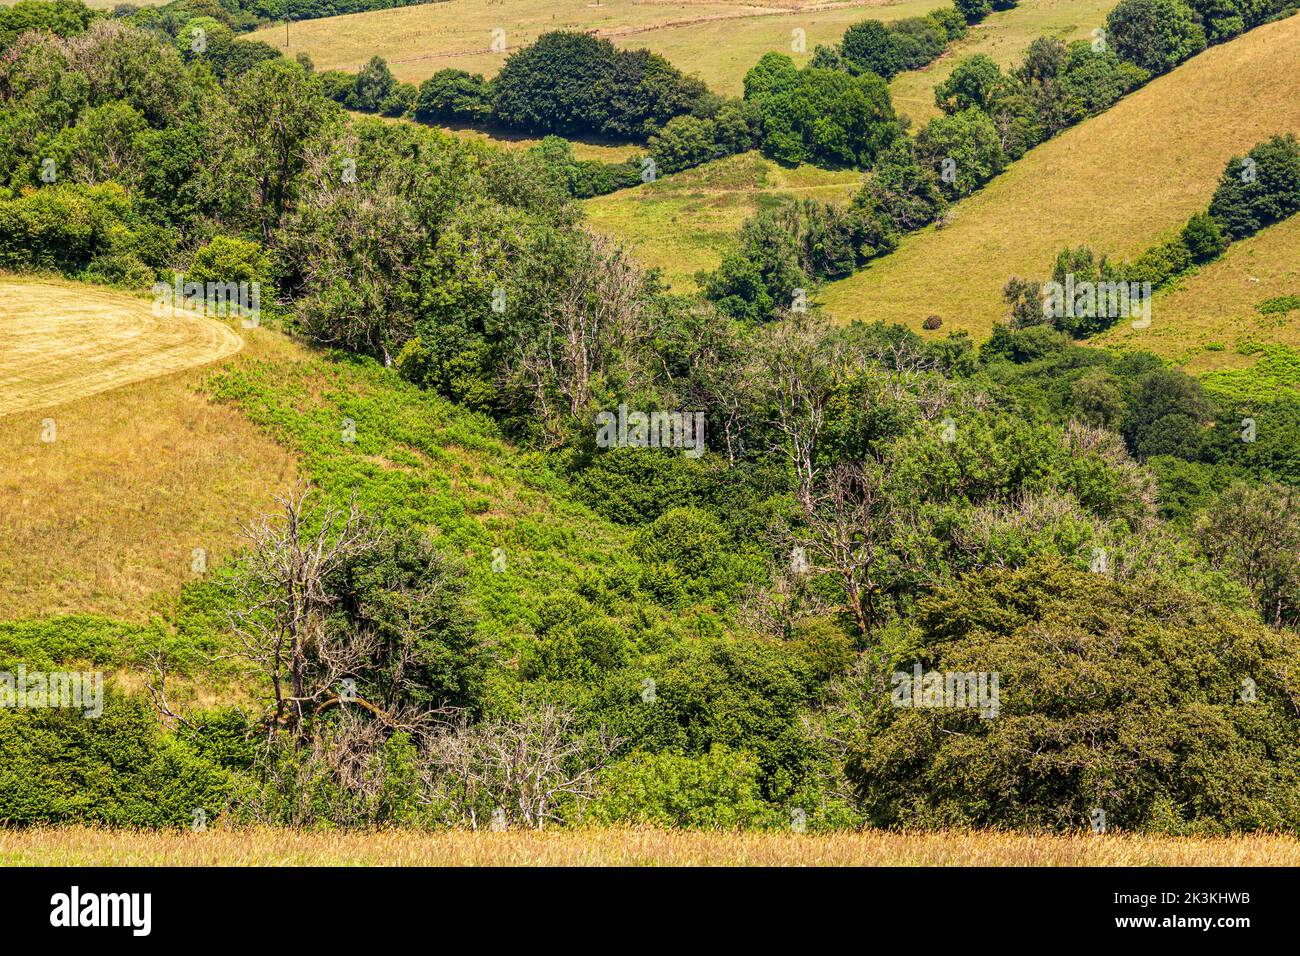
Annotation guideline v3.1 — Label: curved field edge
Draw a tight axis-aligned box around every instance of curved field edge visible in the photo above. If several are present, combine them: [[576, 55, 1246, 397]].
[[819, 13, 1300, 339], [0, 277, 243, 418], [0, 323, 297, 622]]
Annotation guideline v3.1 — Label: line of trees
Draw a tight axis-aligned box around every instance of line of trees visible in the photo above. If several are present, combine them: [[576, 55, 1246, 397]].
[[703, 0, 1298, 322], [1007, 134, 1300, 336]]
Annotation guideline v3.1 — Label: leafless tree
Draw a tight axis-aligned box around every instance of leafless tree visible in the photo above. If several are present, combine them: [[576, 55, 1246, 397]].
[[795, 460, 898, 637], [762, 311, 842, 510], [510, 234, 653, 445], [227, 483, 381, 741], [422, 701, 621, 830]]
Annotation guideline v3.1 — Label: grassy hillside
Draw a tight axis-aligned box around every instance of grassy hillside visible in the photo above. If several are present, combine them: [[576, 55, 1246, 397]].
[[204, 336, 632, 643], [583, 150, 861, 290], [1095, 215, 1300, 373], [890, 0, 1117, 126], [0, 282, 635, 636], [819, 13, 1300, 338], [249, 0, 949, 96]]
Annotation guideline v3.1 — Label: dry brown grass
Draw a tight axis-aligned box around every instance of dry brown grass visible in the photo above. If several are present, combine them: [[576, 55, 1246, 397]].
[[0, 278, 242, 417], [0, 288, 301, 621], [820, 14, 1300, 339], [5, 826, 1300, 866]]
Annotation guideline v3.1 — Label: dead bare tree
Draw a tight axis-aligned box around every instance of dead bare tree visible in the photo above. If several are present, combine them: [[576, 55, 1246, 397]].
[[796, 460, 898, 638], [422, 701, 621, 830], [763, 311, 842, 510], [510, 234, 652, 444], [228, 483, 381, 741]]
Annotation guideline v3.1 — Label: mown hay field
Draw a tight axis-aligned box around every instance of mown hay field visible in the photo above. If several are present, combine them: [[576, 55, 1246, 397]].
[[819, 14, 1300, 339], [249, 0, 949, 96], [6, 826, 1300, 865], [0, 279, 297, 620], [0, 278, 242, 418]]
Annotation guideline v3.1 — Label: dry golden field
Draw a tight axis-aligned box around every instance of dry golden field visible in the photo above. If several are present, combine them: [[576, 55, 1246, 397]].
[[0, 281, 299, 620], [250, 0, 948, 96], [820, 14, 1300, 338], [0, 278, 243, 418], [5, 826, 1300, 865]]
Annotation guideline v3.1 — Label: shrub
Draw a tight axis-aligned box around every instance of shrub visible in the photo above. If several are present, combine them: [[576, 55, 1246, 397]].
[[1181, 211, 1228, 263], [845, 561, 1300, 831], [954, 0, 993, 22], [1208, 134, 1300, 239], [588, 746, 780, 828], [632, 506, 728, 583], [888, 16, 950, 72], [648, 114, 719, 174], [928, 6, 970, 41], [747, 60, 900, 168], [840, 20, 899, 79], [0, 182, 172, 279], [187, 234, 273, 286], [915, 107, 1005, 198], [0, 691, 230, 826], [414, 69, 493, 124]]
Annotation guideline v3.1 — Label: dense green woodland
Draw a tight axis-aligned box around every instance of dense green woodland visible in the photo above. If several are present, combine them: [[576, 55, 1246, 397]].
[[1, 2, 1300, 832]]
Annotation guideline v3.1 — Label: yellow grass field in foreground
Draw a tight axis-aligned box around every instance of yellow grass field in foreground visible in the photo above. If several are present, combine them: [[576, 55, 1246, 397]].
[[0, 278, 242, 418], [251, 0, 948, 97], [820, 14, 1300, 339], [5, 827, 1300, 866]]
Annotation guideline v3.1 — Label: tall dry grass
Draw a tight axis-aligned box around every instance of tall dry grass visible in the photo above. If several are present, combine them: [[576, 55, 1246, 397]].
[[5, 827, 1300, 866]]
